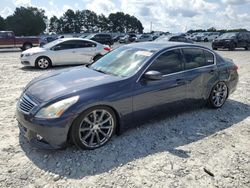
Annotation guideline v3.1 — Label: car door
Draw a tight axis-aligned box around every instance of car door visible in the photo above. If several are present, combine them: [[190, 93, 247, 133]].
[[73, 40, 98, 64], [132, 49, 188, 120], [50, 40, 78, 65], [181, 48, 218, 105]]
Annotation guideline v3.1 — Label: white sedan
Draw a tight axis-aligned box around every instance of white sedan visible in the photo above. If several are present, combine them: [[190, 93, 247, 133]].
[[20, 38, 111, 69]]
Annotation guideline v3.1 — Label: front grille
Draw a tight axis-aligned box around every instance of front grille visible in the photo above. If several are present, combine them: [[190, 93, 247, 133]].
[[18, 94, 37, 114]]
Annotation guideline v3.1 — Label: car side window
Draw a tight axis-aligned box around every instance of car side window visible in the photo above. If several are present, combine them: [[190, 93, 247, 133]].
[[182, 48, 214, 70], [75, 41, 96, 48], [54, 41, 77, 50], [148, 49, 183, 75]]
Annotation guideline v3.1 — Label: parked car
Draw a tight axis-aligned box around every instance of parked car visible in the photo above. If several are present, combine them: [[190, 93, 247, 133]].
[[39, 36, 57, 47], [201, 32, 220, 42], [112, 35, 125, 42], [135, 34, 153, 42], [20, 38, 111, 69], [212, 32, 250, 50], [119, 34, 137, 43], [85, 33, 114, 46], [0, 31, 39, 50], [155, 35, 193, 43], [16, 42, 238, 149]]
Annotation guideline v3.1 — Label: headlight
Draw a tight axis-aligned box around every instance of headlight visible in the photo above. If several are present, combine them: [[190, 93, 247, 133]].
[[24, 52, 38, 57], [35, 96, 79, 119]]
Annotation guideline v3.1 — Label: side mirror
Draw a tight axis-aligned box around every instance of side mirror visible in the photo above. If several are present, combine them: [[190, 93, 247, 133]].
[[144, 71, 163, 80]]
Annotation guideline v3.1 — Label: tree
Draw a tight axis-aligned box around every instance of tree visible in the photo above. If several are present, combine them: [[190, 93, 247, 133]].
[[5, 6, 47, 35], [49, 16, 62, 33], [0, 16, 5, 30], [108, 12, 143, 33], [80, 10, 98, 32]]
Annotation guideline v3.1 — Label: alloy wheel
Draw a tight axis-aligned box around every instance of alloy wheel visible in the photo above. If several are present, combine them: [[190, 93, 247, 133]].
[[78, 109, 114, 148], [211, 82, 228, 107]]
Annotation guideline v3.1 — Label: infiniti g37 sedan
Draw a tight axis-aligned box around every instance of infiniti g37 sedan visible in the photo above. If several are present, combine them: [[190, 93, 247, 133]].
[[20, 38, 111, 69], [16, 42, 238, 149]]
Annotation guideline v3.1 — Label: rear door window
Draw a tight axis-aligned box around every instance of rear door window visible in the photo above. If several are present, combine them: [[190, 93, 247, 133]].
[[148, 49, 183, 75], [75, 40, 97, 48], [182, 48, 214, 70]]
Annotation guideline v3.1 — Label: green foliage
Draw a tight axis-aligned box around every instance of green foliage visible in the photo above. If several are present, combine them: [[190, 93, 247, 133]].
[[0, 16, 5, 30], [5, 6, 47, 36], [187, 27, 248, 34], [49, 9, 144, 34]]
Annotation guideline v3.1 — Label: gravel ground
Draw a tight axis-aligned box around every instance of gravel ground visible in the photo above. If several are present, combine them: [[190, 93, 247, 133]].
[[0, 43, 249, 188]]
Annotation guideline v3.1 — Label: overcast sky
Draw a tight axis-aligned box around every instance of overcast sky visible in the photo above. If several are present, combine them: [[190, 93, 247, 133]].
[[1, 0, 250, 32]]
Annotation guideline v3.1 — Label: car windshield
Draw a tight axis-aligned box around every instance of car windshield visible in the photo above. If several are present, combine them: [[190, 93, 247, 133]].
[[218, 33, 237, 39], [42, 39, 63, 49], [89, 46, 154, 77]]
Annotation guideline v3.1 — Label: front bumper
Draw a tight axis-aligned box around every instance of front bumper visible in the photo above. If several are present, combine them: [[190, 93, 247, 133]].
[[16, 108, 71, 149], [20, 56, 35, 67]]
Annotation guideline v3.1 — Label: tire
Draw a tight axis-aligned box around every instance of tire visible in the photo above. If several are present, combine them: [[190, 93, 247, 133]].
[[204, 38, 208, 42], [229, 43, 235, 51], [22, 43, 32, 51], [212, 47, 217, 50], [70, 106, 117, 149], [35, 56, 52, 69], [245, 45, 249, 50], [208, 82, 228, 108], [93, 54, 103, 62]]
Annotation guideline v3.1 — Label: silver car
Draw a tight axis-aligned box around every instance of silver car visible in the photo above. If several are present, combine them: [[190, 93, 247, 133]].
[[20, 38, 111, 69]]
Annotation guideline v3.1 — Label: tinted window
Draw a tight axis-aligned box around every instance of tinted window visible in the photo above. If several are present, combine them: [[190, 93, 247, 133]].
[[148, 49, 183, 74], [56, 41, 77, 50], [75, 40, 96, 48], [182, 48, 214, 70]]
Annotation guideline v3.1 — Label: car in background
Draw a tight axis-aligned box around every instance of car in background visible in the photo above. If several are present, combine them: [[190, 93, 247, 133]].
[[39, 36, 57, 47], [85, 33, 114, 46], [112, 34, 125, 42], [119, 34, 137, 43], [16, 42, 238, 150], [20, 38, 111, 69], [155, 35, 193, 43], [135, 34, 153, 42], [212, 32, 250, 50], [0, 31, 39, 50], [201, 32, 220, 42]]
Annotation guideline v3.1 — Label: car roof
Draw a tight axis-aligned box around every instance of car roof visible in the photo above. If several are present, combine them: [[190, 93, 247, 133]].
[[125, 42, 209, 52], [57, 37, 99, 44]]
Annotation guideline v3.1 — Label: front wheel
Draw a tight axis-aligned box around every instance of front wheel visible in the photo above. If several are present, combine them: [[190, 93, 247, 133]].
[[208, 82, 228, 108], [70, 106, 117, 149], [35, 56, 52, 69]]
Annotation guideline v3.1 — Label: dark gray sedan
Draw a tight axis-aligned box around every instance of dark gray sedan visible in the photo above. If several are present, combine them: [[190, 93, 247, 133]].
[[16, 42, 238, 150]]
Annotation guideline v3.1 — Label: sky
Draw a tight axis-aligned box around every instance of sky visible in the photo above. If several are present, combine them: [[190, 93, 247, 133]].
[[0, 0, 250, 32]]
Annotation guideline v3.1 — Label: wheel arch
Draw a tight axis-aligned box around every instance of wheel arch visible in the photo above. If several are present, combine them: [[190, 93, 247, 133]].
[[67, 104, 121, 142], [35, 55, 52, 66]]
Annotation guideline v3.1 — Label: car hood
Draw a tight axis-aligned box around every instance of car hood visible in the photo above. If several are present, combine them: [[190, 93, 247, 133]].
[[22, 47, 46, 54], [25, 67, 121, 102]]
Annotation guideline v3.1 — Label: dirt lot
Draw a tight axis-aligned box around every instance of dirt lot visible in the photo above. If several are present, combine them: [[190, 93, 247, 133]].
[[0, 43, 249, 188]]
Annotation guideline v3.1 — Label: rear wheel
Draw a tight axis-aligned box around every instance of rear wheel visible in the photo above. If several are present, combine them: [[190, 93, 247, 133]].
[[35, 56, 52, 69], [208, 82, 228, 108], [22, 43, 32, 51], [70, 106, 117, 149], [212, 47, 217, 50], [245, 45, 249, 50]]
